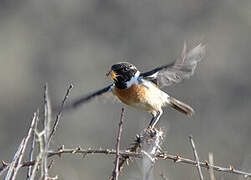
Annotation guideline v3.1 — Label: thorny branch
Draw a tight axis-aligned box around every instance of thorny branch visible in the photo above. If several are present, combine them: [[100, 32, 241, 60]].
[[1, 84, 73, 180], [27, 110, 39, 180], [1, 85, 251, 179], [30, 119, 45, 180], [142, 128, 163, 180], [189, 135, 204, 180], [208, 153, 216, 180], [42, 83, 51, 179], [49, 84, 73, 142], [46, 147, 251, 178], [11, 113, 38, 180], [3, 112, 37, 180], [111, 108, 125, 180], [4, 139, 25, 180], [108, 127, 162, 180], [1, 146, 251, 178]]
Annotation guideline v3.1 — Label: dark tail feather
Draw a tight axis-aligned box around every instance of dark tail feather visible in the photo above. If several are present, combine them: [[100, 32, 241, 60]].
[[168, 97, 194, 116]]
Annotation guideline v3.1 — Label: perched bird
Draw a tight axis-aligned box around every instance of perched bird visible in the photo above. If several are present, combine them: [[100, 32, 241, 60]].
[[67, 43, 205, 128]]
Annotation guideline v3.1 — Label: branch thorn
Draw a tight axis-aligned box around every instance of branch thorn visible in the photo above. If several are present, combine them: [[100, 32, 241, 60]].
[[174, 154, 181, 163], [1, 160, 8, 167], [229, 165, 235, 171], [204, 160, 209, 168]]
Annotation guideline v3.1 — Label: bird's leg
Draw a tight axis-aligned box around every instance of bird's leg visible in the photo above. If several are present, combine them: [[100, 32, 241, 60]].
[[148, 110, 163, 129], [148, 114, 156, 129]]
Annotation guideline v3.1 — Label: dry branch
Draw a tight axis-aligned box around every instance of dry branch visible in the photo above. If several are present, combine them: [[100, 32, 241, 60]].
[[30, 126, 44, 180], [4, 112, 37, 180], [109, 127, 164, 180], [1, 85, 251, 180], [111, 108, 125, 180], [3, 146, 251, 178], [189, 135, 204, 180], [109, 130, 142, 179], [208, 153, 216, 180], [142, 128, 163, 180], [11, 113, 38, 180], [1, 145, 251, 178], [49, 84, 73, 142], [49, 147, 251, 178], [4, 139, 25, 180], [1, 84, 74, 180], [42, 83, 51, 179], [27, 110, 39, 180]]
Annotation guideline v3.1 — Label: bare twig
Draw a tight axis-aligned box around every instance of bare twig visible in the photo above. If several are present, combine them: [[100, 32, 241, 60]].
[[30, 128, 44, 180], [30, 85, 52, 180], [208, 153, 216, 180], [4, 138, 25, 180], [48, 147, 251, 178], [142, 129, 163, 180], [4, 112, 37, 180], [2, 85, 74, 180], [159, 152, 251, 178], [149, 129, 163, 158], [2, 147, 251, 178], [11, 113, 38, 180], [1, 82, 251, 180], [111, 108, 125, 180], [42, 83, 52, 179], [27, 110, 39, 180], [48, 160, 55, 169], [115, 134, 141, 176], [189, 135, 204, 180], [109, 127, 158, 180], [0, 161, 8, 177], [49, 84, 73, 142]]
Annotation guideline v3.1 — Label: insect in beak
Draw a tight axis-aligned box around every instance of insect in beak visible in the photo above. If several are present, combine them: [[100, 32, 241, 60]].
[[106, 70, 117, 80], [106, 71, 111, 77]]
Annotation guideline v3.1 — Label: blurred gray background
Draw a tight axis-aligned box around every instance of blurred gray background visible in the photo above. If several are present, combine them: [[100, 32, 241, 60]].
[[1, 0, 251, 179]]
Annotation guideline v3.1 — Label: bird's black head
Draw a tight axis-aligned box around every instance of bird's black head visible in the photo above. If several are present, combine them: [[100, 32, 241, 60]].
[[108, 62, 139, 89]]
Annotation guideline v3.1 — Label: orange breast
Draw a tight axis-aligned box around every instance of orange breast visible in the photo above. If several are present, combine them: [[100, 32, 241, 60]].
[[113, 84, 148, 105], [113, 83, 166, 113]]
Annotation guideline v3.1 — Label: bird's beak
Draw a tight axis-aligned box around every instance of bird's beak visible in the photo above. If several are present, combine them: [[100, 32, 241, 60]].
[[106, 70, 117, 80]]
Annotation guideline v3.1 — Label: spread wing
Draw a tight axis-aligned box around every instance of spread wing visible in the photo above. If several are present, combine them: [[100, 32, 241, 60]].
[[140, 43, 205, 88], [63, 84, 114, 111]]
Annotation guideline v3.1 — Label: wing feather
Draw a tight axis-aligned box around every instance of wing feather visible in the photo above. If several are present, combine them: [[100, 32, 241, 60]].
[[64, 84, 114, 111], [141, 43, 206, 88]]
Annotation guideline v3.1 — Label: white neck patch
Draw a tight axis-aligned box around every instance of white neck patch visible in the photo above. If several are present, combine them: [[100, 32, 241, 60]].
[[125, 71, 140, 88]]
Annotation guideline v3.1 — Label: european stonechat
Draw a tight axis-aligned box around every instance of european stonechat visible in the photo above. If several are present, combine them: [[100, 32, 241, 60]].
[[67, 43, 205, 128]]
